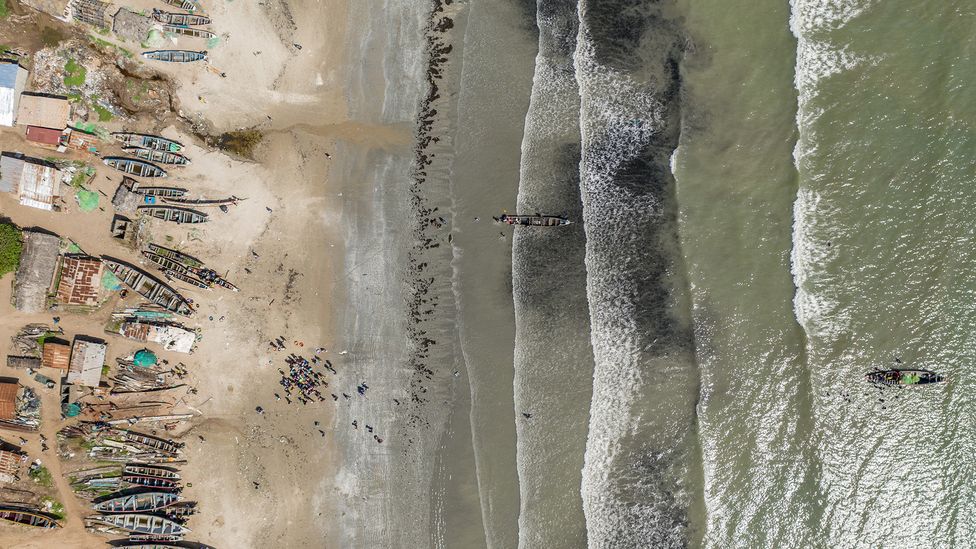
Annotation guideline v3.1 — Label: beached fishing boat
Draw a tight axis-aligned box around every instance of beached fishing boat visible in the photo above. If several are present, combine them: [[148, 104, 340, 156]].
[[192, 267, 238, 292], [122, 146, 191, 166], [124, 464, 182, 480], [122, 540, 187, 547], [87, 513, 188, 536], [104, 157, 168, 178], [160, 195, 244, 207], [146, 244, 204, 269], [113, 132, 184, 152], [865, 369, 944, 386], [124, 430, 183, 454], [162, 269, 209, 289], [143, 251, 194, 275], [142, 50, 207, 63], [163, 25, 215, 39], [101, 258, 194, 316], [123, 475, 181, 490], [93, 491, 179, 513], [0, 508, 60, 529], [138, 206, 209, 224], [161, 0, 196, 11], [493, 213, 571, 226], [152, 8, 210, 25]]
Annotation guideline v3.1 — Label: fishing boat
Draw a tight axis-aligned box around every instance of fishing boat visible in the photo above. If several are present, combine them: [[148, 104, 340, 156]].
[[865, 369, 944, 386], [161, 0, 196, 11], [87, 513, 188, 536], [124, 430, 183, 454], [192, 268, 238, 292], [122, 146, 191, 166], [124, 464, 182, 480], [113, 132, 184, 152], [93, 492, 179, 513], [160, 195, 244, 207], [122, 539, 187, 546], [493, 213, 571, 226], [136, 186, 188, 198], [143, 251, 194, 276], [101, 257, 194, 316], [138, 206, 208, 224], [142, 50, 207, 63], [123, 475, 181, 490], [146, 244, 204, 269], [152, 8, 210, 25], [0, 508, 60, 528], [104, 157, 168, 178], [163, 25, 215, 39]]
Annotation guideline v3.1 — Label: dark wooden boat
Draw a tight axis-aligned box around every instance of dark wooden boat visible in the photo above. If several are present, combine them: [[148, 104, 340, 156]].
[[161, 0, 196, 12], [124, 464, 181, 480], [160, 195, 244, 207], [138, 206, 208, 224], [865, 369, 944, 386], [113, 132, 184, 152], [146, 244, 204, 269], [93, 491, 178, 513], [124, 430, 183, 454], [123, 177, 188, 198], [101, 257, 194, 316], [493, 213, 571, 226], [163, 25, 215, 39], [122, 146, 190, 166], [104, 157, 168, 178], [0, 508, 60, 528], [87, 513, 188, 536], [142, 50, 207, 63], [152, 9, 210, 25], [123, 475, 180, 490], [193, 268, 238, 292], [122, 539, 186, 546]]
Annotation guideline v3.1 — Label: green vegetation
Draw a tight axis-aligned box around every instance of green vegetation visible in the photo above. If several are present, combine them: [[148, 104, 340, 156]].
[[63, 58, 87, 87], [0, 222, 22, 277], [29, 465, 54, 487], [66, 92, 83, 102], [93, 104, 113, 122], [36, 331, 60, 347], [0, 0, 9, 19], [101, 364, 110, 376], [41, 498, 65, 519], [216, 129, 264, 159]]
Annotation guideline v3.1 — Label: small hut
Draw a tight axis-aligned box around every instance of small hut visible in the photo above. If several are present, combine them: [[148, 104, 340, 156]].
[[12, 230, 60, 313]]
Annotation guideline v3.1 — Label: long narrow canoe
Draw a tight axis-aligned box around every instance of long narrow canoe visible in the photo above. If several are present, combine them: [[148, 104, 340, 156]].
[[494, 214, 571, 226], [101, 257, 194, 316], [123, 464, 181, 480], [104, 157, 168, 178], [0, 509, 60, 528], [142, 251, 194, 275], [163, 25, 215, 39], [152, 9, 210, 25], [112, 132, 184, 152], [142, 50, 208, 63], [160, 196, 243, 207], [87, 513, 188, 536], [161, 0, 196, 11], [146, 243, 204, 269], [122, 475, 181, 490], [138, 206, 208, 224], [123, 430, 183, 454], [122, 146, 190, 166], [865, 369, 945, 386], [93, 491, 179, 513]]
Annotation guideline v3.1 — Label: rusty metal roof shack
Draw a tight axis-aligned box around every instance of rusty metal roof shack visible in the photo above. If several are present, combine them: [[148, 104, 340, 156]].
[[0, 449, 23, 483], [0, 152, 63, 210], [56, 254, 103, 306], [25, 126, 63, 146], [0, 62, 28, 127], [0, 382, 17, 421], [16, 93, 70, 130], [13, 230, 60, 313], [41, 340, 71, 370], [68, 337, 106, 387]]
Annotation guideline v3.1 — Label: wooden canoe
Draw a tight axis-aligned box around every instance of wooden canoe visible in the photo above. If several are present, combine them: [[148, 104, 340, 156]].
[[142, 50, 207, 63], [146, 243, 204, 269], [104, 156, 168, 178], [161, 0, 196, 12], [122, 146, 190, 166], [92, 491, 179, 513], [152, 9, 210, 25], [87, 513, 188, 535], [138, 206, 209, 224], [112, 132, 184, 152], [101, 257, 194, 316], [163, 25, 215, 39], [123, 464, 181, 480], [0, 508, 60, 528]]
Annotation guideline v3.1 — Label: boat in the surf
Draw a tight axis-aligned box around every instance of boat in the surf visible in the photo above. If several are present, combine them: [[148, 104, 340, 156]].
[[146, 243, 205, 269], [122, 474, 181, 490], [142, 50, 208, 63], [865, 368, 945, 386], [0, 508, 60, 528], [92, 491, 179, 513], [493, 213, 571, 226], [112, 132, 184, 152], [162, 25, 215, 39], [104, 157, 168, 178], [152, 9, 210, 25], [161, 0, 196, 12], [101, 257, 194, 316], [122, 146, 191, 166], [138, 205, 209, 224], [87, 513, 188, 536]]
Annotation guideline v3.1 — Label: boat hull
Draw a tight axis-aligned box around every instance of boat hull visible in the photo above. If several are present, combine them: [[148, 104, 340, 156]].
[[865, 369, 944, 386]]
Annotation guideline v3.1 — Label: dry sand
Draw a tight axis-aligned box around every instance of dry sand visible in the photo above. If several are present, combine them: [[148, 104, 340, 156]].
[[0, 0, 405, 545]]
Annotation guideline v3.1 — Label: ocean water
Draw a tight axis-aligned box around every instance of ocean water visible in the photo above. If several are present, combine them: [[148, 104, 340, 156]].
[[332, 0, 976, 546]]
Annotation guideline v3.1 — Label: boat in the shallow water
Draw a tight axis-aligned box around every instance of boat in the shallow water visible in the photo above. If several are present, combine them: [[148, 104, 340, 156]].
[[162, 25, 215, 39], [122, 146, 190, 166], [142, 49, 208, 63], [865, 369, 945, 386], [123, 464, 182, 481], [493, 213, 571, 226], [104, 157, 168, 178], [146, 243, 205, 269], [87, 513, 188, 536], [0, 508, 60, 528], [152, 9, 210, 25], [93, 491, 179, 513], [101, 257, 194, 316], [161, 0, 196, 11], [113, 132, 184, 152], [138, 206, 209, 224]]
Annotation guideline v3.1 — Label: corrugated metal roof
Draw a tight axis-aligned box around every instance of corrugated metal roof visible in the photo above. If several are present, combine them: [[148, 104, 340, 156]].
[[0, 63, 20, 89], [26, 126, 63, 145], [17, 94, 70, 130], [68, 339, 106, 387], [0, 382, 17, 421]]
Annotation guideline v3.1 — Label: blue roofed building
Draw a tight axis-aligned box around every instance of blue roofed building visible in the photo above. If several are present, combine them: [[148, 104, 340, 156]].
[[0, 61, 28, 127]]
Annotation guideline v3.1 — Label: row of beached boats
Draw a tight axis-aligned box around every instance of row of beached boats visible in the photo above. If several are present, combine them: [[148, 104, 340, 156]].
[[140, 2, 214, 63], [143, 243, 239, 292]]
